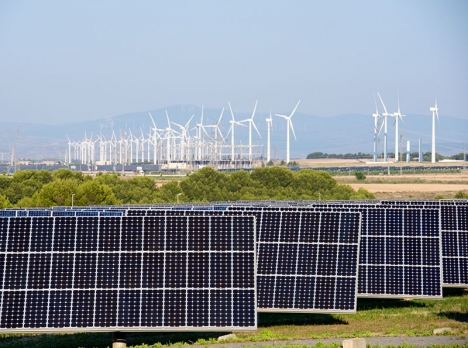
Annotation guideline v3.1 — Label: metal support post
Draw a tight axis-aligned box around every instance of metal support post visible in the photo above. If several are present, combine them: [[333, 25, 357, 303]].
[[113, 332, 127, 348]]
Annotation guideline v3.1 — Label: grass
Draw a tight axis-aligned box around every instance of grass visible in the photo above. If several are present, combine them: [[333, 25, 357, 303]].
[[0, 289, 466, 348]]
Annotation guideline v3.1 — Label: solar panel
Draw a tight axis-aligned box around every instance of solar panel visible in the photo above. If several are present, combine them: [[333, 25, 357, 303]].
[[0, 215, 257, 332], [157, 207, 362, 314], [440, 203, 468, 287], [380, 200, 468, 288]]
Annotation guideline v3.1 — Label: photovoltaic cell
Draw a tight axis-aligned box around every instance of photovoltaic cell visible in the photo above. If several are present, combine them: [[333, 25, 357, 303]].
[[0, 215, 257, 332]]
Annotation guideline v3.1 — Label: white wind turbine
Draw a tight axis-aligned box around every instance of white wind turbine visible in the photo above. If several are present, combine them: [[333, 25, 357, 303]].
[[377, 93, 392, 163], [165, 110, 180, 164], [274, 100, 300, 165], [204, 108, 225, 162], [191, 106, 211, 161], [392, 93, 405, 163], [430, 99, 439, 163], [266, 111, 273, 162], [172, 114, 194, 162], [227, 102, 247, 162], [149, 112, 166, 164], [238, 100, 262, 162]]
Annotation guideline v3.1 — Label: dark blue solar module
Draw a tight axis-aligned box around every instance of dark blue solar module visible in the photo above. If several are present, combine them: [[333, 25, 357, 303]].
[[380, 200, 468, 288], [297, 203, 442, 299], [141, 208, 362, 313], [439, 204, 468, 287], [0, 215, 257, 332]]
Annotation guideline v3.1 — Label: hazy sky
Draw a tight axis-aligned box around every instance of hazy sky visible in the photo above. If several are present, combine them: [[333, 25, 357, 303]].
[[1, 0, 467, 125]]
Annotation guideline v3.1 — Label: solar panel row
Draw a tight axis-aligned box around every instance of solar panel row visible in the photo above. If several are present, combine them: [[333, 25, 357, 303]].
[[1, 198, 466, 333]]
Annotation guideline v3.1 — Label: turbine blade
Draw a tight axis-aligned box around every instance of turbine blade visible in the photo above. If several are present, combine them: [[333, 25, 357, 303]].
[[165, 110, 171, 128], [251, 100, 258, 120], [290, 100, 301, 117], [397, 90, 401, 114], [377, 120, 384, 136], [252, 119, 262, 139], [377, 93, 388, 115], [185, 114, 194, 128], [149, 112, 157, 128], [274, 114, 288, 119], [217, 108, 224, 125], [373, 93, 379, 114], [228, 102, 235, 121], [290, 119, 297, 140]]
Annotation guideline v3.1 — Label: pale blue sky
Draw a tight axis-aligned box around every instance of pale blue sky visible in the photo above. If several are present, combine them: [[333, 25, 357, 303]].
[[1, 0, 467, 124]]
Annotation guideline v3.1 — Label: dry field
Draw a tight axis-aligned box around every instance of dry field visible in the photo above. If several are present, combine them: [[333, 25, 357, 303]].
[[294, 158, 468, 199]]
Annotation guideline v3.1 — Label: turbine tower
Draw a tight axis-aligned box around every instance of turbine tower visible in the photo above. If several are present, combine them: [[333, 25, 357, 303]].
[[371, 95, 381, 162], [377, 93, 391, 163], [227, 102, 246, 162], [274, 100, 300, 165], [393, 93, 405, 163], [239, 100, 261, 162], [430, 99, 439, 163], [266, 111, 272, 162]]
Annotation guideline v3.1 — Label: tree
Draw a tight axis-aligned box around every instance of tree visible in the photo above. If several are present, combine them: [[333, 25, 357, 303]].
[[179, 167, 227, 201], [31, 178, 80, 207], [306, 152, 324, 159], [0, 193, 12, 208], [3, 170, 54, 204], [354, 171, 366, 181], [74, 181, 121, 206], [53, 168, 85, 181], [155, 180, 181, 202]]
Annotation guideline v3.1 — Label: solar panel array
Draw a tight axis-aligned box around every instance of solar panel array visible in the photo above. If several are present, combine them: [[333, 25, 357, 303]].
[[1, 198, 467, 333], [0, 215, 257, 332]]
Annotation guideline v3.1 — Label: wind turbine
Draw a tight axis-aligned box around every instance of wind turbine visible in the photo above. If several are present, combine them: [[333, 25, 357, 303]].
[[238, 100, 262, 162], [274, 100, 300, 165], [227, 102, 247, 162], [377, 93, 391, 163], [266, 111, 273, 162], [149, 112, 165, 165], [392, 92, 405, 163], [430, 99, 439, 163], [204, 108, 225, 162], [165, 110, 180, 164], [172, 114, 194, 162]]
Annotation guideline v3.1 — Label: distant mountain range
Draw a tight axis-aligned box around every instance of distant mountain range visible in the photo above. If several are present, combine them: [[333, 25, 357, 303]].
[[1, 105, 467, 161]]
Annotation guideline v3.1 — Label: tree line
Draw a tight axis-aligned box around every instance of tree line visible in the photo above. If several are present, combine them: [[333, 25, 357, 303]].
[[0, 167, 376, 208], [307, 151, 466, 161]]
